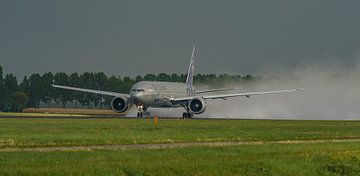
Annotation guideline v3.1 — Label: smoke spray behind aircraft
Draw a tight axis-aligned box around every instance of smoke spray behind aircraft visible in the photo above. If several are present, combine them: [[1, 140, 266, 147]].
[[201, 59, 360, 120], [137, 59, 360, 120]]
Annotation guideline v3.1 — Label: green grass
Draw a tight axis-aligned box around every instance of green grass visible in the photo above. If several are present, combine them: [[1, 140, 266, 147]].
[[1, 142, 360, 175], [1, 118, 360, 175], [0, 112, 89, 117], [1, 118, 360, 148]]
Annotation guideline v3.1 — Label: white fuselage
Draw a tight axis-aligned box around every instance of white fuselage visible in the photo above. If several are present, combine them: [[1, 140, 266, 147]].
[[130, 81, 193, 108]]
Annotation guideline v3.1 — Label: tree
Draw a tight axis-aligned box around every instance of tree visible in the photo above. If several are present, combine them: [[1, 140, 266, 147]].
[[2, 74, 19, 110], [179, 74, 187, 83], [69, 73, 80, 108], [171, 73, 180, 82], [244, 74, 254, 81], [193, 74, 204, 84], [93, 72, 107, 108], [105, 76, 123, 93], [0, 65, 3, 83], [135, 75, 143, 83], [42, 72, 54, 107], [8, 91, 28, 112], [3, 74, 19, 99], [28, 74, 43, 108], [143, 74, 156, 81], [79, 72, 93, 108], [54, 72, 69, 108], [218, 73, 232, 87], [20, 76, 30, 107], [0, 65, 4, 110], [104, 76, 123, 106], [157, 73, 171, 82], [122, 77, 134, 93]]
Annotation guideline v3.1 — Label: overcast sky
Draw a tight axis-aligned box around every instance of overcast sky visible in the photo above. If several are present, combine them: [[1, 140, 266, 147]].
[[1, 0, 360, 79]]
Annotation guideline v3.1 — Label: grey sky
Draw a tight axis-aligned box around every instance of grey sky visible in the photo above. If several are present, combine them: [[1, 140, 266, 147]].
[[1, 0, 360, 79]]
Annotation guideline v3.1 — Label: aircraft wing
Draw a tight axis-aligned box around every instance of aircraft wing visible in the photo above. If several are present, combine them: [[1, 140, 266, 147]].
[[172, 88, 303, 103], [195, 88, 238, 94], [51, 84, 130, 98]]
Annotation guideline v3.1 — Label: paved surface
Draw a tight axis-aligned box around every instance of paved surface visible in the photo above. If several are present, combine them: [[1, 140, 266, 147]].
[[1, 138, 360, 152]]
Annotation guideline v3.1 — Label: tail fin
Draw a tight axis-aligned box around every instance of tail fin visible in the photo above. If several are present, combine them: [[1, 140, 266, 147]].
[[186, 46, 196, 86]]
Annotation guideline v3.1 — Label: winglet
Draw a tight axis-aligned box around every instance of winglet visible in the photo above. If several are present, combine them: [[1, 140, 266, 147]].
[[185, 46, 196, 86]]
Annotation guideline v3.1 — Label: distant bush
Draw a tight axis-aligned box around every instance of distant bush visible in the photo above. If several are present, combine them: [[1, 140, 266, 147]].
[[323, 156, 360, 176]]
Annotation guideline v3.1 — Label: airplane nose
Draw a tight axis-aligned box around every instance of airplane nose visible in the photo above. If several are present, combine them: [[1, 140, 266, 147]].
[[132, 91, 143, 98], [132, 92, 145, 104]]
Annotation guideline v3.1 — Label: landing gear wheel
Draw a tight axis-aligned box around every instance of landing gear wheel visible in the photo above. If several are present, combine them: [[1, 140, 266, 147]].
[[182, 112, 192, 119], [137, 112, 143, 118], [136, 105, 144, 118]]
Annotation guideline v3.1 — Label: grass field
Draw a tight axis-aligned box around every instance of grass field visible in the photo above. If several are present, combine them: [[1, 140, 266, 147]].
[[1, 118, 360, 175], [1, 142, 360, 175], [23, 108, 126, 115], [0, 112, 90, 117], [1, 118, 360, 148]]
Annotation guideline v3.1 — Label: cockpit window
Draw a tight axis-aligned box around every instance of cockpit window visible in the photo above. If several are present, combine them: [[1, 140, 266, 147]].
[[131, 89, 145, 92]]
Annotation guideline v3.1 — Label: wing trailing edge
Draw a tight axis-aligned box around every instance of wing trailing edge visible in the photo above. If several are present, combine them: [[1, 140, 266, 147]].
[[51, 84, 129, 98], [195, 88, 239, 94], [172, 88, 303, 103]]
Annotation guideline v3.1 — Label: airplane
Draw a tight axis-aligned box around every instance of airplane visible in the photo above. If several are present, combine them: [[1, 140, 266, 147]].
[[52, 47, 303, 118]]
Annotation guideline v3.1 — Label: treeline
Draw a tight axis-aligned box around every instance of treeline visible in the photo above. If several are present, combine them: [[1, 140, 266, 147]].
[[0, 65, 256, 112]]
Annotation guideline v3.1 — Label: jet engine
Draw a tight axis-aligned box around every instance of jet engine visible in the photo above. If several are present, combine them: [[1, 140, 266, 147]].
[[188, 97, 207, 114], [111, 96, 131, 113]]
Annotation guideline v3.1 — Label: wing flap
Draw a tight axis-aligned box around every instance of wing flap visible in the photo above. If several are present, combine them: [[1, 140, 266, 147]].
[[172, 88, 303, 103], [203, 88, 303, 99], [195, 88, 238, 94]]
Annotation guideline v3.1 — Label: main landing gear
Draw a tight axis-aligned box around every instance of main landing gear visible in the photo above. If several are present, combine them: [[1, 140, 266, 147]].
[[181, 104, 193, 119], [182, 112, 193, 119]]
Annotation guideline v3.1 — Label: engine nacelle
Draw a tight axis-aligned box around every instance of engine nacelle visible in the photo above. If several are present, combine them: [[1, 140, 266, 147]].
[[188, 97, 207, 114], [111, 96, 131, 113]]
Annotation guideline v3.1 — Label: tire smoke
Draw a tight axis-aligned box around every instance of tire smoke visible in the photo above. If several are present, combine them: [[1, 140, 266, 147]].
[[201, 59, 360, 120]]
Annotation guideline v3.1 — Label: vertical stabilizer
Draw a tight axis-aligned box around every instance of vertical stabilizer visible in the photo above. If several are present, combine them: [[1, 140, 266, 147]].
[[186, 46, 196, 86]]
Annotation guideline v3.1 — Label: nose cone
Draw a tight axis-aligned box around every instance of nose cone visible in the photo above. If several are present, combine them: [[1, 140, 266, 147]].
[[131, 91, 145, 105], [130, 81, 150, 105]]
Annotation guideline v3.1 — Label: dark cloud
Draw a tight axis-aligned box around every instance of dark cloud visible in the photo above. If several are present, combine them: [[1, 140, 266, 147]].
[[1, 0, 360, 79]]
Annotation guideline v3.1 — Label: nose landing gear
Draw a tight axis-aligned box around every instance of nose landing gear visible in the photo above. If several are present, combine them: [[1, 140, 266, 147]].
[[137, 105, 144, 118], [136, 105, 149, 118], [137, 112, 143, 118]]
